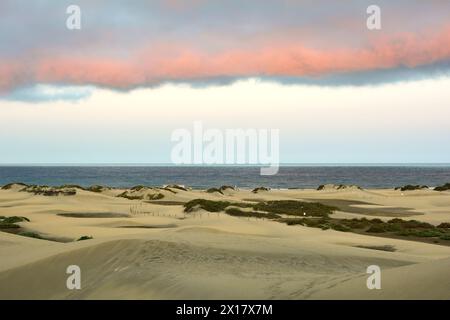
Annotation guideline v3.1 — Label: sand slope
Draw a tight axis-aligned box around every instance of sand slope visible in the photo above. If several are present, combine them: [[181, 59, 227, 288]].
[[0, 237, 418, 299], [312, 256, 450, 300]]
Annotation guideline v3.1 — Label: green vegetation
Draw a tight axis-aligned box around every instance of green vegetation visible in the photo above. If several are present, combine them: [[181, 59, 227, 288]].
[[252, 187, 270, 193], [366, 224, 386, 233], [317, 184, 361, 191], [184, 199, 336, 220], [1, 182, 107, 193], [253, 200, 337, 217], [87, 185, 106, 193], [279, 215, 450, 243], [206, 186, 236, 194], [401, 229, 443, 238], [437, 222, 450, 229], [435, 183, 450, 191], [2, 216, 30, 223], [206, 188, 223, 194], [278, 217, 349, 231], [131, 185, 146, 191], [165, 184, 188, 191], [169, 197, 450, 244], [18, 231, 42, 239], [0, 216, 46, 241], [21, 185, 77, 196], [395, 185, 428, 191], [184, 199, 236, 213], [0, 222, 21, 229], [225, 208, 280, 219], [77, 235, 93, 241], [219, 185, 235, 192], [1, 182, 27, 190], [117, 192, 143, 200], [118, 188, 164, 200], [439, 234, 450, 240], [58, 184, 85, 190], [0, 216, 30, 230]]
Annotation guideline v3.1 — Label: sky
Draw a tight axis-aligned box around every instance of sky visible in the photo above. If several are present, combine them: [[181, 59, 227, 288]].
[[0, 0, 450, 164]]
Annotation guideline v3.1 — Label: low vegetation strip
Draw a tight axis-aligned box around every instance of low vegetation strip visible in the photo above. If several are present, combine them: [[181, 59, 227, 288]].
[[253, 200, 337, 217], [184, 199, 251, 213], [225, 208, 281, 219], [435, 183, 450, 191], [395, 185, 428, 191], [279, 216, 450, 242], [183, 199, 337, 218], [0, 216, 30, 230]]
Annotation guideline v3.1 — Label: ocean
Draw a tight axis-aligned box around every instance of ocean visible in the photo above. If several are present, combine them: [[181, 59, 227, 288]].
[[0, 165, 450, 189]]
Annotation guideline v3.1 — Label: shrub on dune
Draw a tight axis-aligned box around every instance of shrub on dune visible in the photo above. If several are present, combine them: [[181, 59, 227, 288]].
[[225, 207, 280, 219], [0, 216, 30, 230], [21, 185, 76, 196], [87, 185, 107, 193], [117, 192, 143, 200], [164, 184, 188, 191], [184, 199, 232, 213], [0, 222, 21, 229], [18, 232, 42, 239], [435, 183, 450, 191], [206, 188, 223, 194], [439, 233, 450, 240], [437, 222, 450, 229], [2, 216, 30, 223], [58, 184, 85, 190], [130, 185, 146, 191], [366, 224, 386, 233], [395, 185, 428, 191], [253, 200, 337, 217], [1, 182, 28, 190], [330, 224, 351, 232], [252, 187, 270, 193], [77, 235, 93, 241], [219, 185, 235, 192]]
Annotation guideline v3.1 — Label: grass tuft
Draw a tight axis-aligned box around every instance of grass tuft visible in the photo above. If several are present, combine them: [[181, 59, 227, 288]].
[[77, 235, 93, 241]]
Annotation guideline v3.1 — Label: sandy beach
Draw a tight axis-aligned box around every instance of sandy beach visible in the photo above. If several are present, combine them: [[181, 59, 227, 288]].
[[0, 183, 449, 300]]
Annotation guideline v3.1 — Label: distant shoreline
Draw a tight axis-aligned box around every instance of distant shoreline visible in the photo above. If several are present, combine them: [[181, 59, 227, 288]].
[[1, 166, 450, 189], [1, 182, 449, 192]]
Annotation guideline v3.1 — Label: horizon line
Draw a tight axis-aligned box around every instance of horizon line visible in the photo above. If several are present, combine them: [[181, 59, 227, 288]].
[[1, 163, 450, 167]]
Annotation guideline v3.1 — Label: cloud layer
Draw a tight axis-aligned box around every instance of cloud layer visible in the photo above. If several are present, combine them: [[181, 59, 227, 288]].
[[1, 0, 450, 95]]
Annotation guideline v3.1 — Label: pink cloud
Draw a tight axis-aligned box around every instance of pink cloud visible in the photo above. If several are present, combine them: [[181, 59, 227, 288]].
[[2, 25, 450, 93]]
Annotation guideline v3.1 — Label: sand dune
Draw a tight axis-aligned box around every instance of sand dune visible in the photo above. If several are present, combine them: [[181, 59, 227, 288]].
[[1, 186, 450, 299], [0, 237, 417, 300]]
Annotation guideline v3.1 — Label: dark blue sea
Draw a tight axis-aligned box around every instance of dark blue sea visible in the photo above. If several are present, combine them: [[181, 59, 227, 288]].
[[1, 165, 450, 189]]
